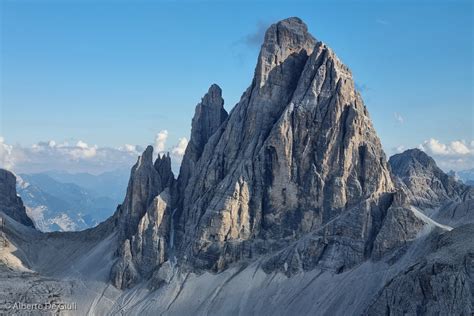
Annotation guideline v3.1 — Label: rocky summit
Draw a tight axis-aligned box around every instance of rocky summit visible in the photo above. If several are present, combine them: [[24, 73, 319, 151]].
[[0, 17, 473, 316]]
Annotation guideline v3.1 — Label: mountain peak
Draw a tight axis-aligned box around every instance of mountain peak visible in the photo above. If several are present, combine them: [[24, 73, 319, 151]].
[[391, 148, 435, 168], [174, 16, 393, 272], [177, 84, 228, 194], [255, 17, 316, 88], [190, 83, 227, 155], [389, 148, 473, 207], [139, 145, 154, 166], [202, 84, 223, 108], [263, 17, 313, 47]]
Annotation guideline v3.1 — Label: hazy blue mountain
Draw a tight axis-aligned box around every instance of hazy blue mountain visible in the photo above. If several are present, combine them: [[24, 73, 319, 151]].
[[449, 168, 474, 186], [458, 168, 474, 186], [16, 171, 127, 232], [44, 169, 129, 202]]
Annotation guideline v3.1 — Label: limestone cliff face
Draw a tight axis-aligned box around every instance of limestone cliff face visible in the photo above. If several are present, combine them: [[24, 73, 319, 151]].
[[174, 17, 394, 271], [0, 169, 35, 228]]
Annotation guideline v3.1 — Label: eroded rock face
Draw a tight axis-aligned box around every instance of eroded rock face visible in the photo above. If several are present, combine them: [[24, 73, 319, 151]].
[[0, 169, 34, 228], [174, 17, 394, 272]]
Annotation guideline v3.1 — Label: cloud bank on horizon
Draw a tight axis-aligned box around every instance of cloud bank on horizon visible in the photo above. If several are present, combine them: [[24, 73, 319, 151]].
[[0, 130, 188, 175], [1, 134, 473, 175]]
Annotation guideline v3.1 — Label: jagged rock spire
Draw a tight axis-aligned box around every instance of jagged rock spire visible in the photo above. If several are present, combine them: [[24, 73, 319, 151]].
[[111, 145, 176, 288], [178, 84, 228, 191], [154, 152, 174, 189], [117, 146, 174, 240], [188, 83, 227, 160], [255, 17, 316, 88]]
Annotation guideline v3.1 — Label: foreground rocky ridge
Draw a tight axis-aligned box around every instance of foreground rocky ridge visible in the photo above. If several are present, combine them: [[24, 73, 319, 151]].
[[0, 17, 473, 316]]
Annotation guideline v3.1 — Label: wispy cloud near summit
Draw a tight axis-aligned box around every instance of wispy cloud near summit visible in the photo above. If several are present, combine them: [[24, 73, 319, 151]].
[[242, 20, 270, 48]]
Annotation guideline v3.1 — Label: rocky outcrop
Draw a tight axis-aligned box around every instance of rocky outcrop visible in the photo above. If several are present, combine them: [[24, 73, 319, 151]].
[[115, 146, 174, 239], [111, 147, 175, 289], [367, 224, 474, 315], [389, 149, 474, 208], [0, 169, 34, 228]]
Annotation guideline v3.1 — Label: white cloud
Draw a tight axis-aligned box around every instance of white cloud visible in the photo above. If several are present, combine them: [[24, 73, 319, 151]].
[[418, 138, 474, 171], [450, 140, 470, 155], [69, 145, 97, 159], [0, 137, 15, 170], [171, 137, 188, 157], [120, 144, 139, 153], [154, 130, 168, 153], [394, 112, 404, 124], [0, 137, 140, 174], [419, 138, 448, 155], [76, 140, 89, 149], [393, 145, 405, 153], [0, 134, 189, 175], [420, 138, 472, 156]]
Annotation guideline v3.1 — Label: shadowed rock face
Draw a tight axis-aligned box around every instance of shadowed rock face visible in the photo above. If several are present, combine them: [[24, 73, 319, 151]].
[[0, 169, 34, 228]]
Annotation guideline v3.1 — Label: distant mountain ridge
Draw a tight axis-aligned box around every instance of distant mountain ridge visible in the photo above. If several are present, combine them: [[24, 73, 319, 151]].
[[449, 168, 474, 186], [44, 169, 129, 202], [16, 170, 128, 231]]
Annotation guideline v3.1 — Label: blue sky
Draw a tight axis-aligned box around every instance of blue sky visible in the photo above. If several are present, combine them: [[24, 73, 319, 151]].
[[1, 0, 473, 172]]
